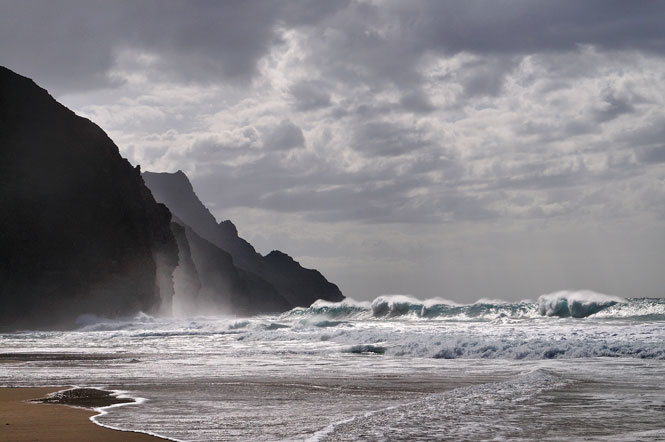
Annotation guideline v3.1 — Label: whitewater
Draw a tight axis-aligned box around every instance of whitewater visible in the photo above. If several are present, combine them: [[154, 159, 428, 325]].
[[2, 291, 665, 441]]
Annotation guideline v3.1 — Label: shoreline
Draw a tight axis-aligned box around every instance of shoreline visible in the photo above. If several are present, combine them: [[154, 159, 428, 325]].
[[0, 387, 170, 442]]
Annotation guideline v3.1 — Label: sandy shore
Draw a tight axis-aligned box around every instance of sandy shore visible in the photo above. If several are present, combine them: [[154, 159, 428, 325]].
[[0, 387, 169, 442]]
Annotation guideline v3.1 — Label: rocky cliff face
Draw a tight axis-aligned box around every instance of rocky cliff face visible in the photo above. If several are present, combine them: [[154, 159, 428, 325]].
[[143, 170, 344, 309], [0, 66, 178, 329], [181, 225, 291, 315], [261, 250, 344, 307], [170, 222, 202, 317]]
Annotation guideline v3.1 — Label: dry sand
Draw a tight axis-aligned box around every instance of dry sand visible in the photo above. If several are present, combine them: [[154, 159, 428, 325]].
[[0, 387, 168, 442]]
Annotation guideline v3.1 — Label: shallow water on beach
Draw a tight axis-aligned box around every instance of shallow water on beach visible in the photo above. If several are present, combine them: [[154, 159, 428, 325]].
[[1, 296, 665, 441]]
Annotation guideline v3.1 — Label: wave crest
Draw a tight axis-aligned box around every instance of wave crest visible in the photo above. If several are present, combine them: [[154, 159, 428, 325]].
[[284, 292, 661, 321], [537, 290, 624, 318], [283, 295, 537, 321]]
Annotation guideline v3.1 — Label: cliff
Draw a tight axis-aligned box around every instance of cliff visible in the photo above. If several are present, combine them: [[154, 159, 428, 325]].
[[180, 225, 291, 315], [0, 66, 178, 329], [142, 171, 344, 309]]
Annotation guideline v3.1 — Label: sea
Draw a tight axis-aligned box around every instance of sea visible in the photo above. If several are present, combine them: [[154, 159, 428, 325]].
[[1, 290, 665, 441]]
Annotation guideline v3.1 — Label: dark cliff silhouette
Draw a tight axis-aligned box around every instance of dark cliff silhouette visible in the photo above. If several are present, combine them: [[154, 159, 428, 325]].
[[0, 66, 178, 329], [143, 171, 344, 309], [177, 224, 291, 315]]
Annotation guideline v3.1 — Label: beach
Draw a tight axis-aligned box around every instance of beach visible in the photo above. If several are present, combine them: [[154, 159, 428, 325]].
[[0, 387, 166, 442], [1, 298, 664, 440]]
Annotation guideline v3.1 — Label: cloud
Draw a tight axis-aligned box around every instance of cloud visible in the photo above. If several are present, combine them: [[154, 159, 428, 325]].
[[351, 121, 431, 157], [592, 92, 636, 123], [4, 0, 665, 300], [262, 120, 306, 150], [638, 146, 665, 164], [289, 80, 332, 111], [413, 1, 665, 56], [68, 37, 664, 230], [0, 0, 347, 92], [0, 0, 120, 92], [399, 89, 436, 113]]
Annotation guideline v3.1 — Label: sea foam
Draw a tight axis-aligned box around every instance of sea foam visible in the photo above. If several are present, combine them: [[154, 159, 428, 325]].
[[284, 291, 644, 321], [537, 290, 624, 318], [308, 369, 571, 442]]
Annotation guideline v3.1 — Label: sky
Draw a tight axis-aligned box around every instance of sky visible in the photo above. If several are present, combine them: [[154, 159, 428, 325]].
[[2, 0, 665, 302]]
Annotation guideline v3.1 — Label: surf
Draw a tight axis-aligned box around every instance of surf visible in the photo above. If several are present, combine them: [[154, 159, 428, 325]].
[[282, 292, 664, 321]]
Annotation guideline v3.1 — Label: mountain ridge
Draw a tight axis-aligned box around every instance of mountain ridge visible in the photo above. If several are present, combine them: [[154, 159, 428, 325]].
[[143, 170, 344, 309], [0, 65, 178, 329], [0, 65, 343, 329]]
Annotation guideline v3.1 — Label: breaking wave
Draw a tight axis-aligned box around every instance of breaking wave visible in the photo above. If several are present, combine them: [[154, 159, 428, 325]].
[[537, 290, 624, 318], [283, 292, 663, 321]]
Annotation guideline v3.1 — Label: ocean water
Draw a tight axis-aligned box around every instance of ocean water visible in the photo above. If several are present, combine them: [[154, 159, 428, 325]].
[[1, 291, 665, 441]]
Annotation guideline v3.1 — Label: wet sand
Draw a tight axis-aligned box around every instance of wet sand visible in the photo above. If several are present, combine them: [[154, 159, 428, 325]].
[[0, 387, 168, 442]]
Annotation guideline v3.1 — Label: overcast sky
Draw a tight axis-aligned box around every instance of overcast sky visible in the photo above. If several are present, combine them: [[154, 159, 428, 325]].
[[2, 0, 665, 301]]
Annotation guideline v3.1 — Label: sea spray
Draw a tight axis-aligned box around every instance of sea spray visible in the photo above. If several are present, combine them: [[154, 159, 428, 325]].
[[537, 290, 625, 318], [3, 296, 665, 441], [282, 291, 645, 321]]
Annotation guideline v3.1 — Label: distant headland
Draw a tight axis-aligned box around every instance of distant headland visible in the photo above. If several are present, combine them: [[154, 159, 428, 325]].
[[0, 66, 342, 330]]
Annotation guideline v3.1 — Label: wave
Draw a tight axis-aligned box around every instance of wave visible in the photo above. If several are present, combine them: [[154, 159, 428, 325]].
[[286, 298, 372, 319], [537, 290, 624, 318], [74, 293, 662, 334], [281, 295, 537, 321], [422, 333, 665, 360], [75, 312, 160, 331], [284, 292, 663, 321], [308, 369, 571, 441]]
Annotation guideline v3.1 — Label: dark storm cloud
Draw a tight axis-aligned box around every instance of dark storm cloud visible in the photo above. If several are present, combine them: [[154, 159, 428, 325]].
[[638, 146, 665, 164], [515, 80, 648, 146], [592, 93, 635, 124], [262, 120, 305, 150], [516, 118, 600, 146], [184, 131, 473, 224], [193, 157, 483, 224], [2, 0, 663, 226], [457, 57, 518, 98], [414, 0, 665, 56], [296, 0, 665, 101], [352, 121, 430, 157], [618, 118, 665, 151], [119, 1, 285, 83], [2, 0, 665, 303], [289, 80, 332, 111], [399, 89, 436, 114], [186, 138, 252, 163], [2, 0, 664, 95], [0, 0, 120, 91], [0, 0, 347, 92]]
